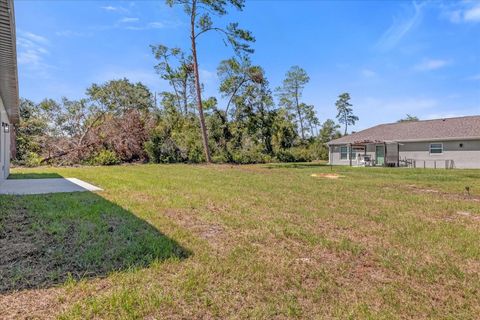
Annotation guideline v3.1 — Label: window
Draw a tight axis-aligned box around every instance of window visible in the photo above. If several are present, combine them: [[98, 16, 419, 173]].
[[430, 143, 443, 154], [340, 146, 348, 160]]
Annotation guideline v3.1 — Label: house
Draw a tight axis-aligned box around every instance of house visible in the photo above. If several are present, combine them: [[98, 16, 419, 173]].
[[327, 116, 480, 169], [0, 0, 19, 182]]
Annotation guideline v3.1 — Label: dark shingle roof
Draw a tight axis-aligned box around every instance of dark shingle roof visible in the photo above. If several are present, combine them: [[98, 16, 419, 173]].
[[328, 115, 480, 145]]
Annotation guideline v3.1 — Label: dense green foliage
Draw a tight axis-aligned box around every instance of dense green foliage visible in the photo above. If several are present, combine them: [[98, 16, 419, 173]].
[[14, 1, 351, 166], [15, 71, 346, 165]]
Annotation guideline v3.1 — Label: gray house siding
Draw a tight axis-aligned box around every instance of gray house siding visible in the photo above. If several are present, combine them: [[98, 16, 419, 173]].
[[329, 140, 480, 169], [399, 140, 480, 169]]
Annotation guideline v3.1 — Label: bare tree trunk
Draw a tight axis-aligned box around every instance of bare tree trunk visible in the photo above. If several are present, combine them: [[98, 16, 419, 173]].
[[190, 0, 212, 163], [182, 79, 188, 116], [295, 86, 305, 140]]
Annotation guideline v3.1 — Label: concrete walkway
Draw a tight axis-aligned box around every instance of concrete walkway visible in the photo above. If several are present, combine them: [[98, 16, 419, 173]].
[[0, 178, 103, 195]]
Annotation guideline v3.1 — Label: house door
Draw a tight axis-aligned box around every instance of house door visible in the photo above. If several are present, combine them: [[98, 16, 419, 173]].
[[375, 145, 385, 166]]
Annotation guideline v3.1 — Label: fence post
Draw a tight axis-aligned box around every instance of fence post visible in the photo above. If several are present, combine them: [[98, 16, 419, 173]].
[[424, 160, 426, 169], [434, 160, 436, 169]]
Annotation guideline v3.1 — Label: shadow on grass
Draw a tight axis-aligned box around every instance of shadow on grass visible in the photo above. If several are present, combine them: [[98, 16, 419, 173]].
[[0, 192, 189, 293], [8, 172, 64, 180]]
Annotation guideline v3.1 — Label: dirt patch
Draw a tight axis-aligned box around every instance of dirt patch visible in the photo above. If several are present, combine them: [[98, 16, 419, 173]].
[[163, 209, 226, 250], [456, 211, 480, 221], [406, 184, 480, 202], [311, 173, 345, 179]]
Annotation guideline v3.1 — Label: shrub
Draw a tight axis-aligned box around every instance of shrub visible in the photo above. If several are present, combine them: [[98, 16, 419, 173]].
[[231, 150, 271, 164], [24, 152, 43, 167], [145, 130, 184, 163], [275, 147, 313, 162], [89, 150, 121, 166]]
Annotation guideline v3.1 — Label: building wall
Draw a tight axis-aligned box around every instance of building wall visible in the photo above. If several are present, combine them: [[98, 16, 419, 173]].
[[329, 140, 480, 169], [329, 144, 379, 166], [399, 140, 480, 169], [0, 95, 11, 181]]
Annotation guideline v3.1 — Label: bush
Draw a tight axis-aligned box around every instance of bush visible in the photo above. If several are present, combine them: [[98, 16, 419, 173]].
[[145, 130, 184, 163], [24, 152, 43, 167], [89, 150, 121, 166], [230, 150, 272, 164], [275, 147, 313, 162]]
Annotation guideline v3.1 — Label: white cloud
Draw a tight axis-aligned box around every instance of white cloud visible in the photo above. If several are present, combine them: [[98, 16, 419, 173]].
[[376, 2, 425, 51], [90, 19, 181, 32], [55, 30, 89, 37], [101, 6, 128, 13], [414, 59, 449, 71], [148, 22, 165, 28], [444, 2, 480, 23], [22, 31, 49, 45], [17, 31, 53, 78], [464, 5, 480, 22], [119, 17, 140, 23]]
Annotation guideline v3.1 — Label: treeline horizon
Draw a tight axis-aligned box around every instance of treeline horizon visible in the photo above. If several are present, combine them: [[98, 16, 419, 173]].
[[14, 0, 362, 167], [15, 72, 350, 167]]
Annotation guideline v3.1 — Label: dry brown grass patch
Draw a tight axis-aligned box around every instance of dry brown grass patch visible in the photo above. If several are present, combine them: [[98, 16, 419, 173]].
[[311, 173, 345, 179]]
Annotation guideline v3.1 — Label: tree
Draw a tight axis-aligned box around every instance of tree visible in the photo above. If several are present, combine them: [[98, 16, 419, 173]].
[[218, 56, 263, 115], [397, 114, 419, 122], [302, 103, 319, 138], [335, 92, 358, 135], [166, 0, 255, 163], [86, 78, 154, 116], [272, 108, 297, 150], [318, 119, 341, 143], [15, 99, 49, 164], [217, 57, 274, 155], [276, 66, 311, 140], [151, 45, 196, 115]]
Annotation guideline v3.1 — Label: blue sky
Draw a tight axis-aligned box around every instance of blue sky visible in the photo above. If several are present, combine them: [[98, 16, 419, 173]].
[[15, 0, 480, 130]]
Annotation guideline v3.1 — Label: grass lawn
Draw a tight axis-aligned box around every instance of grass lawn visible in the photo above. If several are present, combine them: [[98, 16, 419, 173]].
[[1, 163, 480, 319]]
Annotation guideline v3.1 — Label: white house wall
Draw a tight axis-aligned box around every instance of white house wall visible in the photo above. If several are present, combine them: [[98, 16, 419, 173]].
[[0, 95, 11, 181]]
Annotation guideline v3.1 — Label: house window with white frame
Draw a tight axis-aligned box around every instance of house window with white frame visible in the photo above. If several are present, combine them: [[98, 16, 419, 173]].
[[429, 143, 443, 154]]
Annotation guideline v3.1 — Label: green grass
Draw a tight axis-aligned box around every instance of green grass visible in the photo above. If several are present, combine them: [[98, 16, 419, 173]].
[[1, 163, 480, 319]]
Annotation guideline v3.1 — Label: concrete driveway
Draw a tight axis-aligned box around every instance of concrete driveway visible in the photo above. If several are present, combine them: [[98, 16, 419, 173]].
[[0, 178, 102, 195]]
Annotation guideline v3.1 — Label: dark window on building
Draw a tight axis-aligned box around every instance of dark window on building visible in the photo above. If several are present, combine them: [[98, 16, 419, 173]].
[[340, 146, 348, 160], [430, 143, 443, 154]]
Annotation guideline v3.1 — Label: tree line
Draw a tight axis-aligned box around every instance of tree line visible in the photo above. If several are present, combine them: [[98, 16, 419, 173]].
[[14, 0, 359, 166]]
